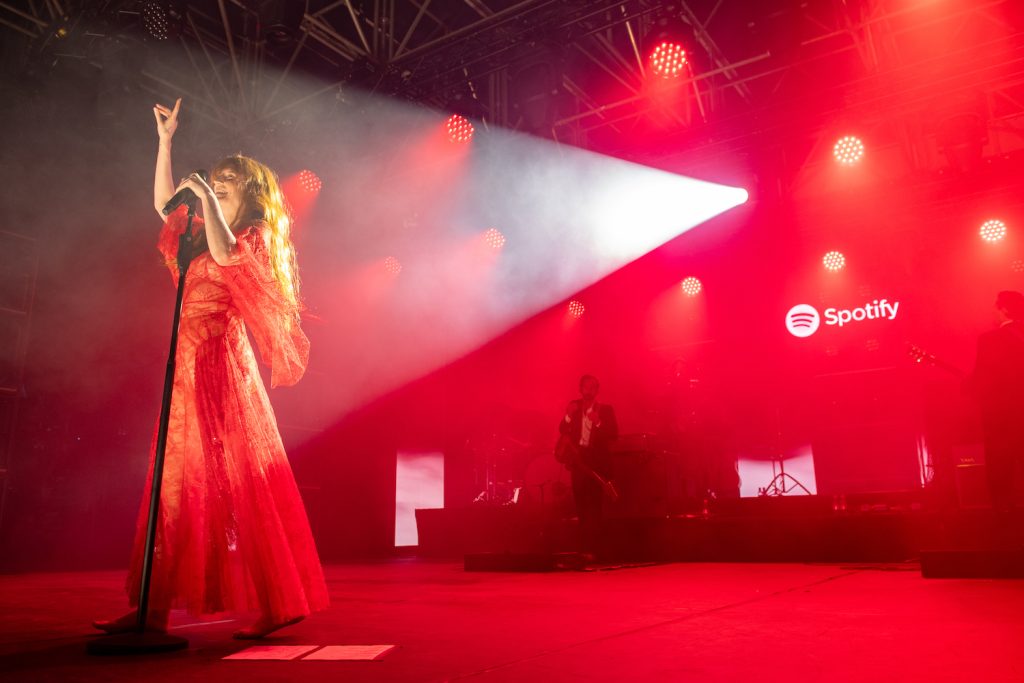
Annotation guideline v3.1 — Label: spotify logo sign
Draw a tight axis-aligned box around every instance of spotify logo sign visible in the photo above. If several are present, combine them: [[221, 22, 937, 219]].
[[786, 299, 900, 338], [785, 304, 821, 338]]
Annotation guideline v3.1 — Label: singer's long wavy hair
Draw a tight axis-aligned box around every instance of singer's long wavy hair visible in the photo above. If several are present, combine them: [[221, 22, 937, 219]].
[[212, 154, 301, 306]]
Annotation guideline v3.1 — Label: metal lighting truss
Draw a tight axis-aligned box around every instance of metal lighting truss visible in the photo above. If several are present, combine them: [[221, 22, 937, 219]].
[[2, 0, 1023, 170]]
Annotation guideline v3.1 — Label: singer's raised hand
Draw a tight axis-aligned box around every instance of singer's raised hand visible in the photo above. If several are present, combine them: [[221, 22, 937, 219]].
[[153, 98, 181, 144], [153, 99, 180, 216]]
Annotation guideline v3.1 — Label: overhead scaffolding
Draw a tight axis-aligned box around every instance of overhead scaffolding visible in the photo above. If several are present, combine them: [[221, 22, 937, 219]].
[[1, 0, 1022, 175]]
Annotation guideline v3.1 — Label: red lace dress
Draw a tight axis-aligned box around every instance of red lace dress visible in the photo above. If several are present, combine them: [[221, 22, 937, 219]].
[[125, 206, 329, 622]]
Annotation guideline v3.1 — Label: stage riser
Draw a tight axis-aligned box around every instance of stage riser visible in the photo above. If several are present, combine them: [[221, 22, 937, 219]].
[[920, 550, 1024, 579], [416, 507, 926, 563], [660, 516, 920, 563]]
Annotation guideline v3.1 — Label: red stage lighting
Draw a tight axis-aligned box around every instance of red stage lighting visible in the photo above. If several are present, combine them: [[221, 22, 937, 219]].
[[680, 276, 702, 297], [1012, 259, 1024, 274], [979, 219, 1007, 242], [823, 250, 846, 272], [445, 114, 474, 144], [833, 136, 864, 165], [483, 228, 505, 250], [649, 41, 687, 78], [567, 300, 585, 318], [383, 256, 402, 276], [298, 169, 322, 194]]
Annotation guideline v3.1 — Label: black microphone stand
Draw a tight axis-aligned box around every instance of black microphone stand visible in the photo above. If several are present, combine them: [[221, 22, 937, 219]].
[[88, 200, 198, 655]]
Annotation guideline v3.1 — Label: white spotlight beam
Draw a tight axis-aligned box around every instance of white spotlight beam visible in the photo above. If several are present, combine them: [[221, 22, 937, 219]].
[[467, 130, 748, 317], [302, 111, 747, 422]]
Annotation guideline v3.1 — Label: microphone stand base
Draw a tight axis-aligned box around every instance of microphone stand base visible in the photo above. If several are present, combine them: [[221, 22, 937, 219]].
[[87, 632, 189, 656]]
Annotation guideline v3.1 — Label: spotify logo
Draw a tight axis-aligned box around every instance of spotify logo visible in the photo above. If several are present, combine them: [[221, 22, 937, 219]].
[[786, 299, 901, 338], [786, 304, 821, 338]]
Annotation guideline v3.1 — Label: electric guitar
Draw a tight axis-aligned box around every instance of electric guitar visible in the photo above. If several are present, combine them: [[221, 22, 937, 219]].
[[554, 433, 620, 503], [907, 343, 966, 379]]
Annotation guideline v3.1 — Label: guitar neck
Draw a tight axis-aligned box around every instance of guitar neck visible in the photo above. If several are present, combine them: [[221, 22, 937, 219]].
[[908, 345, 965, 378]]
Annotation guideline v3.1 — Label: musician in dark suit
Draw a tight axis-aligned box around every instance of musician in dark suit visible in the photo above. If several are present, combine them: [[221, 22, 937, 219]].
[[967, 290, 1024, 515], [558, 374, 618, 558]]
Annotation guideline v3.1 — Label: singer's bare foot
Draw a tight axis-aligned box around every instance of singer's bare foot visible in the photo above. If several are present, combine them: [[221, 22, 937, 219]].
[[232, 615, 304, 640], [93, 609, 168, 634]]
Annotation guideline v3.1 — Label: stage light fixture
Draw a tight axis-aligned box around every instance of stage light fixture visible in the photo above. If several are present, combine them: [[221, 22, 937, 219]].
[[259, 0, 305, 44], [649, 41, 688, 78], [445, 114, 474, 144], [833, 136, 864, 165], [483, 228, 505, 250], [508, 43, 566, 134], [142, 2, 170, 40], [937, 109, 987, 173], [680, 276, 702, 296], [823, 250, 846, 272], [567, 300, 585, 318], [140, 1, 182, 41], [383, 256, 402, 276], [1011, 259, 1024, 273], [979, 219, 1006, 242], [298, 169, 322, 194]]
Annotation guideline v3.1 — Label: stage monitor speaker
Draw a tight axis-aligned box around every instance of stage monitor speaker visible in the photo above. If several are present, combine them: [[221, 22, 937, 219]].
[[954, 463, 989, 509], [464, 552, 557, 572], [921, 549, 1024, 579]]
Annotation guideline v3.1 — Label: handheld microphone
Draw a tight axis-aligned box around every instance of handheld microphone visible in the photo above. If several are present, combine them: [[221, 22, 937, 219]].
[[162, 169, 209, 215]]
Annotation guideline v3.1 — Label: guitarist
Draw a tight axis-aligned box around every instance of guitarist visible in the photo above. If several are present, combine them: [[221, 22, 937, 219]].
[[966, 290, 1024, 516], [558, 374, 619, 559]]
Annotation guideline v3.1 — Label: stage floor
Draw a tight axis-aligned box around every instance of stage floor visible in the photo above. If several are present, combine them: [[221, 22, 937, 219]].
[[1, 560, 1022, 682]]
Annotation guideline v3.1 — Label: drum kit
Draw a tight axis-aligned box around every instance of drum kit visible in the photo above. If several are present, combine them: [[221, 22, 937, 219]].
[[467, 426, 572, 512]]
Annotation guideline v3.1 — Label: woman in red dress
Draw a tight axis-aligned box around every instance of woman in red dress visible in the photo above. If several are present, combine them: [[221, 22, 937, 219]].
[[95, 98, 329, 639]]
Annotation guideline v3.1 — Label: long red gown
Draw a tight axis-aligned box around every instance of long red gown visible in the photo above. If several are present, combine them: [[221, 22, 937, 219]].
[[125, 206, 329, 622]]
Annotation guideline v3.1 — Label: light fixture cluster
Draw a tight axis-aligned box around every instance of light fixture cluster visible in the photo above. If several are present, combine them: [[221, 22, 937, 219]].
[[298, 169, 322, 194], [979, 219, 1007, 243], [649, 41, 688, 78], [680, 276, 702, 297], [142, 2, 171, 40], [833, 136, 865, 165], [822, 250, 846, 272], [483, 228, 505, 250], [831, 134, 1012, 249], [445, 114, 474, 144]]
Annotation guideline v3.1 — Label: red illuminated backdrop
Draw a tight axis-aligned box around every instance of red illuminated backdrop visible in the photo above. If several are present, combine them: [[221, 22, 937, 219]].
[[1, 0, 1023, 568]]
